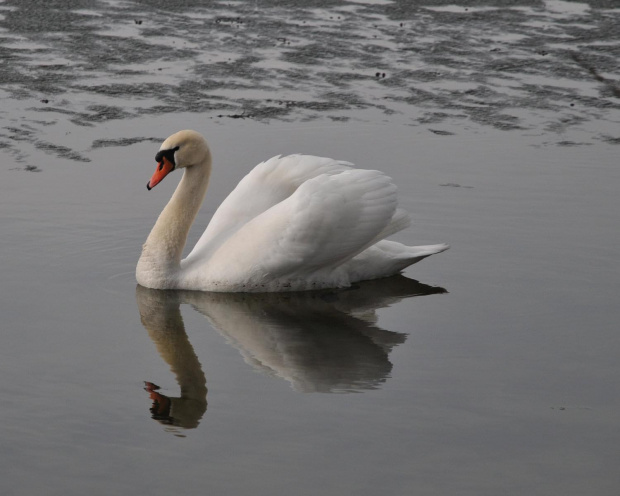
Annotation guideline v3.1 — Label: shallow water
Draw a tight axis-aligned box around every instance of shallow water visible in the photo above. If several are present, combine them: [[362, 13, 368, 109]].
[[1, 1, 619, 495]]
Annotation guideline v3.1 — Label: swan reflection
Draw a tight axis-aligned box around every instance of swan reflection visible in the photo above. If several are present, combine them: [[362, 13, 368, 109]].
[[136, 276, 446, 428]]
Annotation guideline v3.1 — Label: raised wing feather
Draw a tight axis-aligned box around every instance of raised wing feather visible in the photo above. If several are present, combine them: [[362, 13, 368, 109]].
[[183, 155, 352, 265], [268, 170, 398, 274], [186, 169, 401, 290]]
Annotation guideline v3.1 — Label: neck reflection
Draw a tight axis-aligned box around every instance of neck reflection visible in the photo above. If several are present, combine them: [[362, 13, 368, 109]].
[[136, 288, 207, 432]]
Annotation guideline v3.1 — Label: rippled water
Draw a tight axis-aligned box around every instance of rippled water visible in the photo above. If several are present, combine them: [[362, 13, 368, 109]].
[[1, 1, 619, 495]]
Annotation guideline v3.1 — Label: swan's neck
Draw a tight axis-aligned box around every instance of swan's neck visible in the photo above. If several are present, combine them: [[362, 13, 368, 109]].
[[137, 155, 211, 288]]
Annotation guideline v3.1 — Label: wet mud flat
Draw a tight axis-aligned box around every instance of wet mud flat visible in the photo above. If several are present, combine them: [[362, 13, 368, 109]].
[[0, 0, 619, 169]]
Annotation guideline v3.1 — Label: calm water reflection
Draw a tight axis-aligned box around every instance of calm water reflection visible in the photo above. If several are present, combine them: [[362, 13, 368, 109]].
[[136, 276, 446, 428]]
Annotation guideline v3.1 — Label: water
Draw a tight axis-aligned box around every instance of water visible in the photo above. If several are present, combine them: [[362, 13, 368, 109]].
[[1, 1, 619, 494]]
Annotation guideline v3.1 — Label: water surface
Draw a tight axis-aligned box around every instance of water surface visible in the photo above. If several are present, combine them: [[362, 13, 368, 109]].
[[1, 1, 619, 495]]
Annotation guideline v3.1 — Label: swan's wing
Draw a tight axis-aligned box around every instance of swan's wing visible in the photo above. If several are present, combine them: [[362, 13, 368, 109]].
[[194, 169, 401, 290], [184, 155, 352, 264]]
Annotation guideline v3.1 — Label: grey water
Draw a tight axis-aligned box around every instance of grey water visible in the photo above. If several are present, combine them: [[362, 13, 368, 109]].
[[1, 0, 619, 494]]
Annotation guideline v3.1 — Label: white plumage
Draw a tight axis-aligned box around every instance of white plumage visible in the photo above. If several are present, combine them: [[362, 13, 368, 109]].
[[136, 130, 448, 292]]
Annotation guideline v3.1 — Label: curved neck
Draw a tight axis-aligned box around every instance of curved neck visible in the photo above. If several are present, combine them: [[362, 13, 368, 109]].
[[138, 153, 212, 287]]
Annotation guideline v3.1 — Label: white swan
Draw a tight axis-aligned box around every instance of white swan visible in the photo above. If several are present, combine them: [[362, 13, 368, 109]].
[[136, 130, 448, 292]]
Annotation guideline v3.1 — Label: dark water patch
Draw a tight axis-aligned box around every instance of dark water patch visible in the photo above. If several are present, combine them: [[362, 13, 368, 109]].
[[600, 135, 620, 145], [217, 111, 252, 120], [8, 163, 42, 172], [557, 140, 592, 147], [82, 105, 133, 123], [487, 58, 549, 74], [392, 87, 528, 131], [217, 104, 292, 121], [34, 141, 90, 162], [570, 52, 620, 98], [1, 124, 89, 164], [31, 105, 82, 117], [175, 79, 228, 100], [313, 70, 371, 88], [440, 182, 473, 188], [327, 115, 350, 122], [0, 63, 72, 94], [403, 70, 444, 82], [69, 119, 95, 128], [97, 40, 196, 67], [3, 126, 35, 141], [1, 0, 95, 34], [136, 104, 189, 116], [65, 32, 193, 68], [416, 112, 465, 125], [469, 109, 525, 131], [75, 82, 171, 98], [5, 86, 36, 99], [67, 107, 131, 127], [128, 0, 215, 10], [283, 41, 359, 66], [91, 137, 163, 149], [215, 17, 244, 26], [283, 97, 357, 112], [545, 113, 589, 134]]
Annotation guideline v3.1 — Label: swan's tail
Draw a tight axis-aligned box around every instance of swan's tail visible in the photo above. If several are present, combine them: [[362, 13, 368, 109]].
[[348, 241, 449, 283], [402, 242, 450, 259]]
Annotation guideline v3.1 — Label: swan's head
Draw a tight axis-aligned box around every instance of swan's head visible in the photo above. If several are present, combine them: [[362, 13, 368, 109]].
[[147, 130, 211, 190]]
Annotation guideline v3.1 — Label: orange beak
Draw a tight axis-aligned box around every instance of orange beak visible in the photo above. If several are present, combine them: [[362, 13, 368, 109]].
[[147, 156, 175, 190]]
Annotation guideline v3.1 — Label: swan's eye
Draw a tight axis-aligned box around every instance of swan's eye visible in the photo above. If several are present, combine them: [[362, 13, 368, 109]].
[[154, 146, 180, 167]]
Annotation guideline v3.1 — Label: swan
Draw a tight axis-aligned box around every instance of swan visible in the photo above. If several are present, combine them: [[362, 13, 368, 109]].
[[136, 130, 448, 292]]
